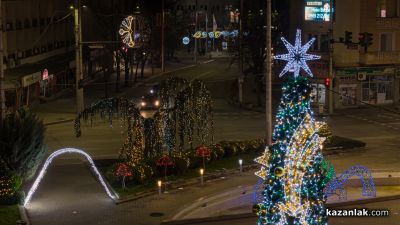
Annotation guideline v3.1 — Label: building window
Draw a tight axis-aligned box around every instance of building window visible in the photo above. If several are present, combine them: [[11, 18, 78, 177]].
[[6, 22, 13, 31], [380, 33, 394, 51], [308, 34, 319, 51], [32, 18, 38, 28], [320, 34, 329, 52], [15, 20, 22, 30], [24, 18, 31, 29]]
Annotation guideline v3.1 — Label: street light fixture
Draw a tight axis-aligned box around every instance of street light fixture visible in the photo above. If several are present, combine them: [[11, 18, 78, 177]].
[[200, 168, 204, 185], [239, 159, 243, 173], [157, 180, 162, 195]]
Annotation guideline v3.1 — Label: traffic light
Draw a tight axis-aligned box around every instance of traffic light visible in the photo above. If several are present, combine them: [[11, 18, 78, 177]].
[[345, 31, 353, 45], [325, 78, 331, 87], [366, 33, 373, 46], [358, 32, 366, 45]]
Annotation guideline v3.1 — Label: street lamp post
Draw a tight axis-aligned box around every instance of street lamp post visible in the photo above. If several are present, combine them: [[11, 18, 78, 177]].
[[0, 0, 5, 122], [265, 0, 272, 145], [238, 0, 244, 104], [74, 0, 84, 114], [328, 0, 334, 114], [161, 0, 165, 72], [194, 0, 198, 64]]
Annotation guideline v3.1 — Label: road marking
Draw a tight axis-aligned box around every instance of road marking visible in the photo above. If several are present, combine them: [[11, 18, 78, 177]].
[[190, 71, 213, 81]]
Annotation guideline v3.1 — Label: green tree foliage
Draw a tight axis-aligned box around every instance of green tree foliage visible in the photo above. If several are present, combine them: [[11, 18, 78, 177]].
[[0, 111, 47, 181]]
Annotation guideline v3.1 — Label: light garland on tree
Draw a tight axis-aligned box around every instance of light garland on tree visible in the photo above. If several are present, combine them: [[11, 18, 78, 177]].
[[24, 148, 118, 207], [255, 29, 328, 225]]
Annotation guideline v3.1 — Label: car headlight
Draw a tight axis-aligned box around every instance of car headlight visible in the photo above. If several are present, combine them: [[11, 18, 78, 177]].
[[141, 101, 146, 107], [154, 100, 160, 106]]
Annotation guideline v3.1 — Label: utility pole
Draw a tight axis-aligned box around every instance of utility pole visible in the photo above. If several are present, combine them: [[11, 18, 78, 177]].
[[74, 0, 84, 114], [328, 0, 334, 114], [265, 0, 272, 145], [238, 0, 244, 104], [0, 0, 5, 122], [194, 0, 198, 64], [161, 0, 165, 72]]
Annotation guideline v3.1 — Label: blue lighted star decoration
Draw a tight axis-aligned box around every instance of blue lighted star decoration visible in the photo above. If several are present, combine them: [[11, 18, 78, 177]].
[[274, 29, 321, 78]]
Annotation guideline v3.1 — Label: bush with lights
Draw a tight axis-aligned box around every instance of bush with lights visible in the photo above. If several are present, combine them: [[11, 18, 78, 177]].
[[255, 30, 328, 225]]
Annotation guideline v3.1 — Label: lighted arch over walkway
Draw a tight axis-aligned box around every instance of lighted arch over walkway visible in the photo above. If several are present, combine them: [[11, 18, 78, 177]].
[[24, 148, 119, 207], [324, 165, 376, 198]]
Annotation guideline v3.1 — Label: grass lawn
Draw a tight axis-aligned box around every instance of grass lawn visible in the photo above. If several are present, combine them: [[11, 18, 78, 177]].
[[99, 151, 261, 199], [0, 204, 20, 225]]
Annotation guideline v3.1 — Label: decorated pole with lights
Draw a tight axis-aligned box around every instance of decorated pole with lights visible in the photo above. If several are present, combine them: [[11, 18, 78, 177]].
[[254, 29, 328, 225]]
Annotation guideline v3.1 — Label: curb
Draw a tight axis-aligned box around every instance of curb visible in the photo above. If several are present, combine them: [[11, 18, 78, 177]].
[[18, 205, 31, 225], [162, 213, 255, 225], [114, 164, 258, 205], [327, 194, 400, 208], [161, 194, 400, 225], [44, 119, 74, 126]]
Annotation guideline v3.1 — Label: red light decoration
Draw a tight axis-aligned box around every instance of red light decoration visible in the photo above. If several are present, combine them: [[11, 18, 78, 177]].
[[156, 155, 175, 167], [196, 146, 211, 158], [115, 163, 133, 177]]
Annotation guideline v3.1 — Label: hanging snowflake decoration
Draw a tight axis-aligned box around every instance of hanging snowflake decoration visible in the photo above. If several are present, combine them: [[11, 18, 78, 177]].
[[119, 15, 136, 48], [274, 29, 320, 78]]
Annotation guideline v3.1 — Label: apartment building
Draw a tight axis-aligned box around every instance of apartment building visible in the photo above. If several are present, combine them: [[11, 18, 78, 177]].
[[3, 0, 74, 112], [290, 0, 400, 109]]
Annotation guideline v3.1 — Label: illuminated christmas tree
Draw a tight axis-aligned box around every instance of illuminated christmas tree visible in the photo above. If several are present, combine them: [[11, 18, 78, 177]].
[[255, 29, 328, 225]]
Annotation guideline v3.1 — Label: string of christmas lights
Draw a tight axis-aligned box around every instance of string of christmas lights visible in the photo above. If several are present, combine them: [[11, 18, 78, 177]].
[[255, 29, 328, 225], [24, 148, 118, 207]]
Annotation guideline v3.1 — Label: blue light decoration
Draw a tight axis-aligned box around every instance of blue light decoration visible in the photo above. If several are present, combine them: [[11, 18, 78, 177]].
[[255, 29, 328, 225], [182, 36, 190, 45], [324, 165, 376, 199], [274, 29, 321, 78], [252, 178, 264, 204]]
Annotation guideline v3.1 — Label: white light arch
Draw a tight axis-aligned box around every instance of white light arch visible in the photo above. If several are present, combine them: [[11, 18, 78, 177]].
[[24, 148, 119, 207]]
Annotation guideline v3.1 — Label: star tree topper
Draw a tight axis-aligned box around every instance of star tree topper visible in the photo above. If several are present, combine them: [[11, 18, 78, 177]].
[[274, 29, 321, 78]]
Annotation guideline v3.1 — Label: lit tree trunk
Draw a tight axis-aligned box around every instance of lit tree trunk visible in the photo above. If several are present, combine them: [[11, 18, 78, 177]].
[[124, 51, 129, 87], [122, 175, 126, 189], [116, 51, 121, 92]]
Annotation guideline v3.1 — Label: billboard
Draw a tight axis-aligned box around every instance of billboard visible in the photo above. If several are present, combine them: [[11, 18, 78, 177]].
[[305, 0, 332, 22]]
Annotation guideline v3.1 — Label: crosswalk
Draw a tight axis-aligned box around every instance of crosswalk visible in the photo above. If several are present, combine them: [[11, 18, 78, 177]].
[[345, 112, 400, 131]]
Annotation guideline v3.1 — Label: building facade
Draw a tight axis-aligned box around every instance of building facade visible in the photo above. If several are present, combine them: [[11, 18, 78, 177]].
[[3, 0, 74, 112], [290, 0, 400, 109]]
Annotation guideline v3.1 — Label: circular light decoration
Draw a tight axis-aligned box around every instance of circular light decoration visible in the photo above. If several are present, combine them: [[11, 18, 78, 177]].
[[182, 36, 190, 45], [274, 167, 285, 177], [119, 15, 136, 48]]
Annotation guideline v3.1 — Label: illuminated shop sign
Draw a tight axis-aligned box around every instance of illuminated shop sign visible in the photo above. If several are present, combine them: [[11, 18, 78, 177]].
[[305, 0, 334, 22]]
